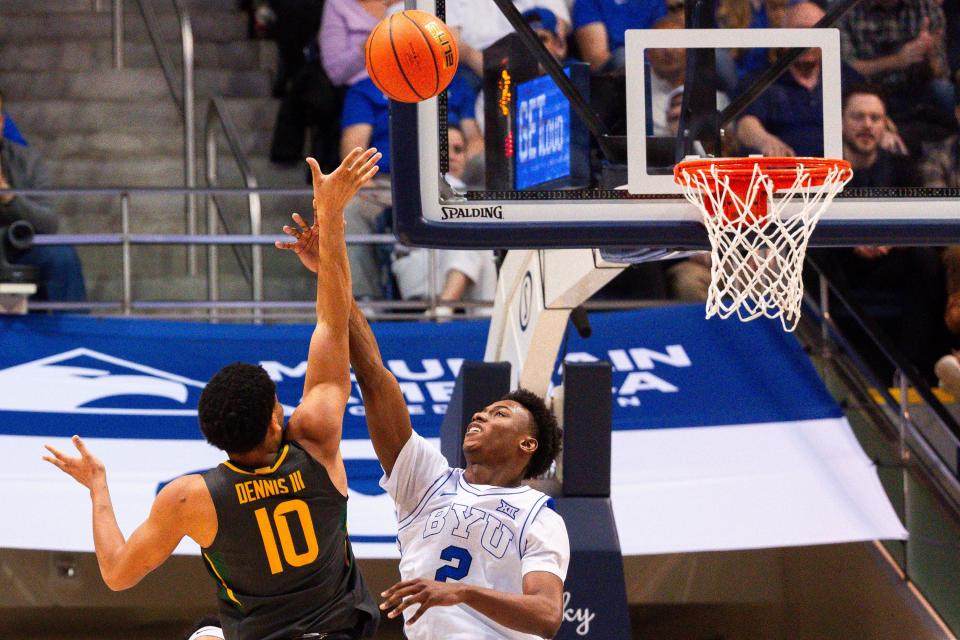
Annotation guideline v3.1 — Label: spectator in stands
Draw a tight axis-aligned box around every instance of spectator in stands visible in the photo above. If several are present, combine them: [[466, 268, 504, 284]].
[[339, 77, 393, 299], [946, 1, 960, 85], [919, 93, 960, 190], [448, 0, 571, 78], [665, 85, 684, 135], [839, 0, 954, 120], [522, 7, 569, 62], [735, 1, 825, 157], [842, 84, 917, 186], [943, 246, 960, 335], [661, 87, 713, 301], [267, 1, 343, 171], [573, 0, 667, 73], [1, 108, 26, 146], [0, 90, 86, 303], [320, 0, 401, 88], [339, 78, 479, 299], [918, 94, 960, 338], [391, 126, 498, 316], [810, 84, 950, 385], [263, 0, 324, 97], [715, 0, 790, 93], [648, 16, 685, 136]]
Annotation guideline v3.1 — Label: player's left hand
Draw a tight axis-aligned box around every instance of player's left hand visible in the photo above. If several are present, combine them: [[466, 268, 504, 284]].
[[308, 147, 381, 224], [43, 435, 107, 491], [380, 578, 466, 625], [275, 212, 319, 273]]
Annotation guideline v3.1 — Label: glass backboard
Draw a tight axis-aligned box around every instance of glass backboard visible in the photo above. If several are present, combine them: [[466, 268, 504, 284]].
[[391, 0, 960, 250]]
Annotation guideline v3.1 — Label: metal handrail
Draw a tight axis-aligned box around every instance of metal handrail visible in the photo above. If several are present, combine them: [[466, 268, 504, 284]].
[[124, 0, 198, 274], [802, 258, 960, 516], [3, 187, 507, 320], [805, 256, 960, 449], [33, 234, 396, 246], [111, 0, 123, 68], [205, 97, 264, 322], [0, 187, 390, 196]]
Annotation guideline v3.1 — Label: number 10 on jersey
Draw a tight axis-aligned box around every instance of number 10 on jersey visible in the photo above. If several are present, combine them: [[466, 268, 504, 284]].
[[254, 499, 319, 574]]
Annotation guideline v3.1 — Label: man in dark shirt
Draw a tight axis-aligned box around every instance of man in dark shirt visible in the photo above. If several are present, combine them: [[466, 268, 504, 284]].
[[842, 85, 917, 187], [736, 2, 825, 157], [43, 148, 383, 640], [839, 0, 953, 119], [811, 84, 950, 384]]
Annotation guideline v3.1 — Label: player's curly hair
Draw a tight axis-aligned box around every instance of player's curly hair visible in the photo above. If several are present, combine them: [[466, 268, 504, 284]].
[[198, 362, 277, 453], [504, 388, 562, 479]]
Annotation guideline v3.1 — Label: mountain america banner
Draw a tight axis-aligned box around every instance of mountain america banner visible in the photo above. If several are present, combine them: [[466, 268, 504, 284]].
[[0, 307, 905, 557]]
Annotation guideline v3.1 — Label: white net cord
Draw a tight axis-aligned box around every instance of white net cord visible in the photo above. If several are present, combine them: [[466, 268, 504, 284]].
[[677, 160, 851, 332]]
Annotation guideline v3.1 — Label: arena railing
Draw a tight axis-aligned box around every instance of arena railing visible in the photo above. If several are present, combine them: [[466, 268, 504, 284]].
[[205, 97, 264, 322], [804, 257, 960, 488], [113, 0, 199, 274], [6, 185, 666, 321]]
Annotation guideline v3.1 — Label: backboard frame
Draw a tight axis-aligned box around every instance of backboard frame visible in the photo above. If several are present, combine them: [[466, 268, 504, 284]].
[[390, 0, 960, 250]]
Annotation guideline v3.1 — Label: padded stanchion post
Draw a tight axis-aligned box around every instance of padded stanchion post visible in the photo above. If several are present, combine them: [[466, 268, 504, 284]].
[[439, 361, 511, 468], [561, 362, 612, 497], [556, 361, 630, 639]]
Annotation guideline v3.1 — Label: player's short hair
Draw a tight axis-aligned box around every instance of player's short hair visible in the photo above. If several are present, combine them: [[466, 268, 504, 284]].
[[841, 83, 886, 112], [504, 388, 562, 479], [198, 362, 277, 453]]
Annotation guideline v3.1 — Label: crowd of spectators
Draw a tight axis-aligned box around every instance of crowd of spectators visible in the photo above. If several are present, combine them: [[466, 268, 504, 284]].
[[239, 0, 960, 387]]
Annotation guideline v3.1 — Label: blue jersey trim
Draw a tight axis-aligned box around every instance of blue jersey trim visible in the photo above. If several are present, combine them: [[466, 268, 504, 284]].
[[349, 535, 397, 544], [397, 469, 455, 532], [518, 493, 551, 557]]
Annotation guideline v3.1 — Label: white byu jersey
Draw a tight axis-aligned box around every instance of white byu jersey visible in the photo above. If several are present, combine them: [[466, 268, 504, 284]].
[[380, 432, 570, 640]]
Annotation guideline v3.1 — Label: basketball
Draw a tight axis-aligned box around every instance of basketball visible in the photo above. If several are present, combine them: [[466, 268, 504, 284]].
[[364, 10, 459, 103]]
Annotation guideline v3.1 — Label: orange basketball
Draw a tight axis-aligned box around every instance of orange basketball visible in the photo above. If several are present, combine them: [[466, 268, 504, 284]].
[[364, 10, 459, 103]]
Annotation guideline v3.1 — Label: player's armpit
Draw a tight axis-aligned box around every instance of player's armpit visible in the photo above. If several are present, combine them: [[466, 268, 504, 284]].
[[287, 385, 349, 462]]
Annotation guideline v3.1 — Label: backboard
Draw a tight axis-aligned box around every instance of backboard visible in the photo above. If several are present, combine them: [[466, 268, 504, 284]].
[[391, 0, 960, 250]]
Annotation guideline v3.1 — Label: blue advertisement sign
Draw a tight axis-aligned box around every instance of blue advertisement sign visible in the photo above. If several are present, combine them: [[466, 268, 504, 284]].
[[0, 307, 841, 443], [515, 71, 572, 189], [0, 307, 902, 560]]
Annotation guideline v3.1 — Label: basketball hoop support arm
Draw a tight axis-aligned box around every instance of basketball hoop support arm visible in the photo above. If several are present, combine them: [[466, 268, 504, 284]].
[[484, 249, 625, 396]]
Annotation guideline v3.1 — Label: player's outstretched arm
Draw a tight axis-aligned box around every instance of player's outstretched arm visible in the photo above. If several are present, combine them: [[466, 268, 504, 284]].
[[42, 436, 210, 591], [277, 197, 412, 476], [285, 149, 380, 469], [348, 299, 412, 476], [380, 571, 563, 638]]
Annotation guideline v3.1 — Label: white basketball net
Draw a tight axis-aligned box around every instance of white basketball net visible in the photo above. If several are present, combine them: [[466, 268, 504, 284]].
[[677, 160, 852, 332]]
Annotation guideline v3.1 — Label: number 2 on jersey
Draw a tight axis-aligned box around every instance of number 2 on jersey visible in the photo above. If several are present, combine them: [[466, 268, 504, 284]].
[[254, 499, 319, 574], [434, 545, 472, 582]]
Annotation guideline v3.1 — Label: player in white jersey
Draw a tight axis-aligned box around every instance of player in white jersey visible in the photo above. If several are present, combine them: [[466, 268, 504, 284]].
[[276, 229, 569, 639], [349, 306, 568, 640]]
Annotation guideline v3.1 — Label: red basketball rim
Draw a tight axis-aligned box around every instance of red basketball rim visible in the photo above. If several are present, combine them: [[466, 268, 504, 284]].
[[674, 157, 852, 191]]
